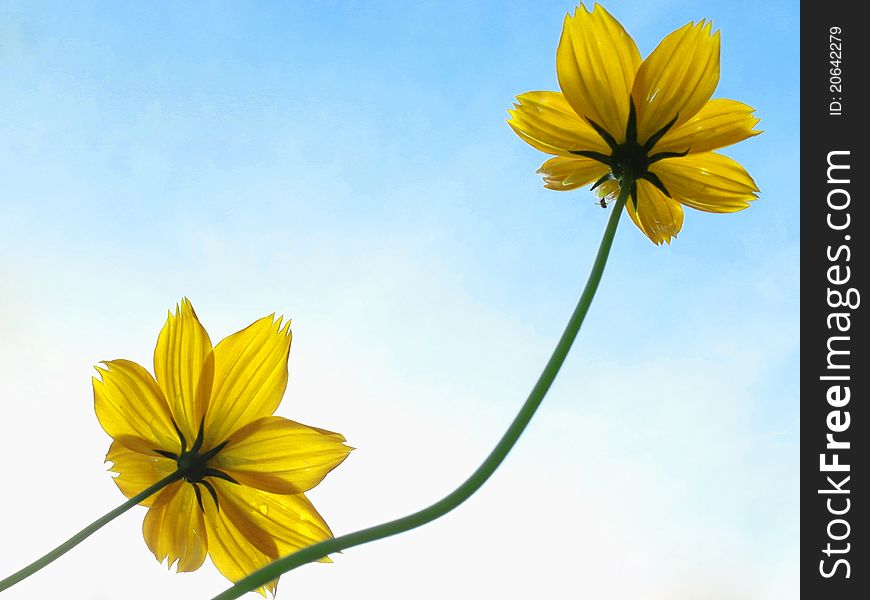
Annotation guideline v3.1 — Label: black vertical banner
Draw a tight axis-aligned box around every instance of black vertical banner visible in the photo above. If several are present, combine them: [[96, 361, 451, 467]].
[[802, 2, 869, 598]]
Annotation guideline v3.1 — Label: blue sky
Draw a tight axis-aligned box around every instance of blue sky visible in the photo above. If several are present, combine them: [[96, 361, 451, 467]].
[[1, 1, 798, 598]]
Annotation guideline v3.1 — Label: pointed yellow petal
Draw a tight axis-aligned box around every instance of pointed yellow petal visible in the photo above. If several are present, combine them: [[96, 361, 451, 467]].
[[594, 178, 620, 202], [556, 3, 642, 143], [624, 180, 685, 245], [212, 416, 352, 495], [537, 156, 610, 191], [204, 315, 292, 449], [143, 482, 208, 572], [651, 152, 759, 213], [632, 20, 720, 145], [93, 359, 179, 455], [202, 482, 280, 596], [210, 480, 334, 562], [153, 298, 214, 445], [507, 91, 611, 156], [106, 441, 176, 507], [653, 99, 761, 155]]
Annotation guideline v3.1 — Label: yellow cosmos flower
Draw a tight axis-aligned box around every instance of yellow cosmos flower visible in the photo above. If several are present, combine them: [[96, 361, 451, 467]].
[[508, 3, 761, 244], [93, 299, 351, 595]]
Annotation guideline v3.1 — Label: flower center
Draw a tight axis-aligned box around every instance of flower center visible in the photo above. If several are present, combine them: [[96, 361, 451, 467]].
[[154, 418, 238, 511], [569, 99, 689, 208], [175, 440, 227, 484], [610, 141, 649, 181]]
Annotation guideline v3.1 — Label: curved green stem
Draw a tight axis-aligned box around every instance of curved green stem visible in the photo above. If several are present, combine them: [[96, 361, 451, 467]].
[[213, 183, 631, 600], [0, 471, 183, 592]]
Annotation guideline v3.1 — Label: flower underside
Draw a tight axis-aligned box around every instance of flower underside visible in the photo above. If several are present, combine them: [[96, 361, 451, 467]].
[[94, 299, 353, 593], [506, 4, 762, 245], [571, 99, 688, 210]]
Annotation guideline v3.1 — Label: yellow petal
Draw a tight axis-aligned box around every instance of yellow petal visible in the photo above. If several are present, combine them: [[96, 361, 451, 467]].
[[632, 20, 720, 145], [212, 416, 352, 495], [624, 179, 685, 245], [106, 440, 176, 507], [153, 298, 214, 445], [93, 359, 179, 455], [653, 99, 761, 155], [202, 481, 281, 596], [537, 156, 610, 191], [204, 315, 292, 449], [201, 480, 335, 594], [507, 91, 610, 156], [594, 178, 620, 202], [556, 3, 642, 143], [651, 152, 759, 213], [210, 479, 333, 561], [143, 482, 208, 572]]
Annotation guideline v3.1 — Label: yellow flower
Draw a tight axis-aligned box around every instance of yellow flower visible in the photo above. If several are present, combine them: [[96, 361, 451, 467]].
[[507, 3, 761, 244], [93, 299, 351, 595]]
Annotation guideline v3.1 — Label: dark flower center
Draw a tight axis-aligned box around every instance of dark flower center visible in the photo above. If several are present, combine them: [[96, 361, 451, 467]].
[[610, 141, 650, 181], [570, 99, 689, 209], [154, 418, 238, 512]]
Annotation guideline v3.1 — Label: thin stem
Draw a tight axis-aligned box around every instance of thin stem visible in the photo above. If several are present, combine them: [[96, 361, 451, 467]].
[[212, 180, 631, 600], [0, 470, 183, 592]]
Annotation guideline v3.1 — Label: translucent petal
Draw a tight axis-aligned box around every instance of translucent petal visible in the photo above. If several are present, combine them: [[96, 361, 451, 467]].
[[209, 480, 333, 563], [154, 298, 214, 445], [213, 416, 352, 495], [537, 156, 610, 191], [654, 99, 761, 155], [507, 91, 610, 156], [93, 359, 179, 456], [106, 440, 176, 507], [143, 482, 208, 572], [651, 152, 759, 213], [202, 480, 285, 596], [204, 315, 292, 449], [632, 20, 720, 145], [595, 178, 620, 201], [556, 3, 642, 143], [624, 180, 685, 245]]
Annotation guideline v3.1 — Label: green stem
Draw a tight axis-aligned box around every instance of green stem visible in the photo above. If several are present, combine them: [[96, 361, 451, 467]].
[[0, 470, 183, 592], [213, 183, 631, 600]]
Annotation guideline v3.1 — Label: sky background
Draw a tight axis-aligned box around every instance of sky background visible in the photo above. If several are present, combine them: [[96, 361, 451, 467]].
[[0, 1, 798, 598]]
